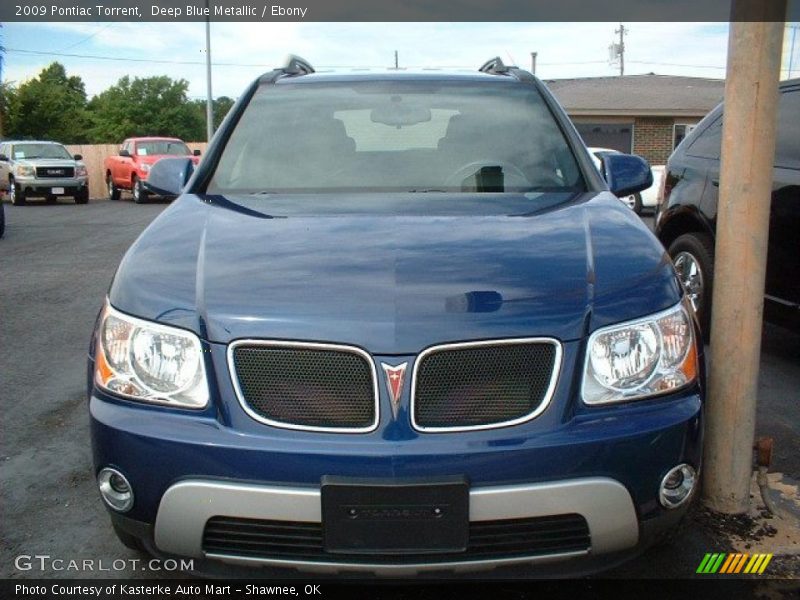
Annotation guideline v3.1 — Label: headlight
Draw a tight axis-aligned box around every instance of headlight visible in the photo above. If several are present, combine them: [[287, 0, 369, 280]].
[[140, 163, 151, 173], [94, 301, 208, 408], [582, 302, 698, 405], [16, 165, 35, 177], [76, 164, 88, 177]]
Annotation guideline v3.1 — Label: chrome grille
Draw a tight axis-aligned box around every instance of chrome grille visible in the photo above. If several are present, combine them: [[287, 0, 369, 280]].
[[229, 341, 378, 432], [36, 166, 74, 178], [412, 339, 560, 431]]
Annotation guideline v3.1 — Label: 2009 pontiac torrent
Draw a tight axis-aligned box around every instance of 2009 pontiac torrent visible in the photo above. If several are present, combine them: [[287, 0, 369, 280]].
[[88, 56, 703, 575]]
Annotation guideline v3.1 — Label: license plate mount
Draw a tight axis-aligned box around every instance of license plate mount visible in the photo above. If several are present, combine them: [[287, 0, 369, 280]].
[[321, 476, 469, 554]]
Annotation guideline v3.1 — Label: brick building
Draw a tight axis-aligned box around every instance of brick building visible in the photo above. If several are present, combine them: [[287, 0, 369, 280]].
[[546, 74, 725, 166]]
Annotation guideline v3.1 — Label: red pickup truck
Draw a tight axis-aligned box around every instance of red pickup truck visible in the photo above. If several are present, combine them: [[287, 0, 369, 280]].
[[104, 137, 201, 203]]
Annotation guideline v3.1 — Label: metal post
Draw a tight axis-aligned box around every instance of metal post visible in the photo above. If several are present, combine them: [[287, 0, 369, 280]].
[[204, 3, 214, 142], [531, 52, 537, 75], [615, 24, 626, 76], [789, 25, 797, 78], [703, 1, 786, 514], [394, 50, 398, 69]]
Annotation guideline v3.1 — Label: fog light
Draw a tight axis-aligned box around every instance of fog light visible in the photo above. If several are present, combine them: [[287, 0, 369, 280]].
[[97, 468, 134, 512], [659, 464, 696, 509]]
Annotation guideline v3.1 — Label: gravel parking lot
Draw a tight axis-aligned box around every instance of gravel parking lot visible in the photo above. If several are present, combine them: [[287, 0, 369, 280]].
[[0, 199, 798, 580]]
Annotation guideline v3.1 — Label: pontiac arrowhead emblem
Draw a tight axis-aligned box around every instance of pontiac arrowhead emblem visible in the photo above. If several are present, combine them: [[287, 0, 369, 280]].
[[381, 362, 408, 420]]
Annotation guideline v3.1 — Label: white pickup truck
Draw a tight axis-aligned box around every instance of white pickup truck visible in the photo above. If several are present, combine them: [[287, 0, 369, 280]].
[[0, 140, 89, 205]]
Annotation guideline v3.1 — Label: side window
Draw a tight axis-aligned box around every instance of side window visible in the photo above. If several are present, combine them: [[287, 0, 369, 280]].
[[775, 89, 800, 170], [122, 141, 133, 154], [686, 117, 722, 160]]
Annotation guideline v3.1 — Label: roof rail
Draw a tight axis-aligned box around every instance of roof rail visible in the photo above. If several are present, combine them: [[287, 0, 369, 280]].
[[258, 54, 315, 84], [479, 56, 536, 83], [282, 54, 315, 75], [479, 56, 512, 75]]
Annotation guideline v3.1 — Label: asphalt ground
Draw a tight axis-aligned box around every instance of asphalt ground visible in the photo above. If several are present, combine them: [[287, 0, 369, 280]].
[[0, 198, 798, 584]]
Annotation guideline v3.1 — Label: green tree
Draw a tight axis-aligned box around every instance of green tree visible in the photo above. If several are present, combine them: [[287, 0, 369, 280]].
[[0, 82, 16, 140], [88, 75, 205, 143], [6, 62, 90, 143], [191, 95, 236, 137]]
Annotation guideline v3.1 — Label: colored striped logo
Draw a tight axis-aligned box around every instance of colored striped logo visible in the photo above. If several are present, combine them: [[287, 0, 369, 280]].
[[696, 553, 773, 574]]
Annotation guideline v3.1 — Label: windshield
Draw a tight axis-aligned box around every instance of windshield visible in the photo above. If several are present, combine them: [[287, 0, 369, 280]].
[[135, 140, 191, 156], [12, 143, 72, 160], [207, 81, 585, 194]]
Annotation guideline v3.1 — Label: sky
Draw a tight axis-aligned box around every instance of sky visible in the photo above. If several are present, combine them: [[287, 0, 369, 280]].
[[1, 21, 799, 100]]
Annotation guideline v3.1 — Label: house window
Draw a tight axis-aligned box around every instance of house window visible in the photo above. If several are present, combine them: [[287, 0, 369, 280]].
[[673, 123, 697, 149]]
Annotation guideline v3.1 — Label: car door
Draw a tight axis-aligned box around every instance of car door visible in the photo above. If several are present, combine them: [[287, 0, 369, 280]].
[[115, 140, 133, 185], [765, 86, 800, 309]]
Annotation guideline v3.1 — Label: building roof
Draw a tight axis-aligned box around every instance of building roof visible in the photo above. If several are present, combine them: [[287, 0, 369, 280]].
[[545, 74, 725, 117]]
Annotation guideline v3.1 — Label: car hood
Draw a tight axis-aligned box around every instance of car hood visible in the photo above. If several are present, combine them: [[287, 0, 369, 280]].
[[15, 158, 79, 168], [136, 155, 200, 165], [109, 192, 681, 351]]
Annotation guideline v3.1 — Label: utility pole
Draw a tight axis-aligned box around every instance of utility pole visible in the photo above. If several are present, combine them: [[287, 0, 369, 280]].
[[615, 24, 626, 76], [204, 0, 214, 142], [394, 50, 399, 69], [531, 52, 537, 75], [703, 0, 786, 514]]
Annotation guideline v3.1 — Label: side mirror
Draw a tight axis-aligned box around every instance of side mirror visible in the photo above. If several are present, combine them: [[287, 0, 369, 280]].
[[119, 149, 131, 158], [601, 153, 653, 198], [193, 149, 201, 156], [0, 154, 8, 162], [143, 157, 194, 197], [73, 154, 83, 161]]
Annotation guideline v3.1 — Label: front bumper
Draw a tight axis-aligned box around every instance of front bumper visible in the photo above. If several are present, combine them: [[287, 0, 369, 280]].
[[15, 176, 88, 196], [153, 477, 637, 574], [91, 383, 702, 574]]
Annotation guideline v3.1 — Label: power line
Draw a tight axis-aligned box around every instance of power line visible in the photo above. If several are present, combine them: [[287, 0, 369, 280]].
[[628, 60, 726, 70], [60, 23, 114, 51], [6, 47, 272, 67]]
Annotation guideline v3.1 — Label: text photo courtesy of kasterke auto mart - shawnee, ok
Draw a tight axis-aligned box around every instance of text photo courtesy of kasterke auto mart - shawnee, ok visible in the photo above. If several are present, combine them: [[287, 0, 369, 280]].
[[0, 0, 798, 598]]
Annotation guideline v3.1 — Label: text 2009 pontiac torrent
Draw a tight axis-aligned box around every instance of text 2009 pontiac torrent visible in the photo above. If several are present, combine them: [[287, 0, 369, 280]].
[[88, 56, 703, 576]]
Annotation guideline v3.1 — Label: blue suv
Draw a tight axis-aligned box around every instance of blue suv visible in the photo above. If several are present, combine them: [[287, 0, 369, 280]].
[[88, 57, 703, 575]]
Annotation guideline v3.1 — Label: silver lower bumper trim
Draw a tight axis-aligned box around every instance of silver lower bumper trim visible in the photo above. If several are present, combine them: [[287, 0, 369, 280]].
[[154, 477, 639, 574]]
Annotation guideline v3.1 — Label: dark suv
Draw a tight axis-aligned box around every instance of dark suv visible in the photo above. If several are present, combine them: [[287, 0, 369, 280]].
[[655, 78, 800, 334]]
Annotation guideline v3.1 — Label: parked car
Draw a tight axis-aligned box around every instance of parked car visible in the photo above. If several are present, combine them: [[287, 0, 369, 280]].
[[104, 137, 201, 203], [588, 147, 661, 215], [89, 56, 702, 576], [656, 78, 799, 334], [0, 140, 89, 205]]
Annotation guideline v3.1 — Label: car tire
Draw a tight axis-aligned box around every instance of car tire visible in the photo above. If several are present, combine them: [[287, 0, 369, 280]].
[[107, 175, 121, 201], [74, 188, 89, 204], [111, 524, 148, 553], [669, 232, 715, 338], [0, 205, 5, 238], [132, 176, 148, 204], [9, 180, 26, 206]]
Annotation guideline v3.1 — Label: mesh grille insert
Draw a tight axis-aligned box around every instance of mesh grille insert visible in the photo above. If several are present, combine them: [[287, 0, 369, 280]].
[[232, 345, 376, 430], [414, 341, 558, 429]]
